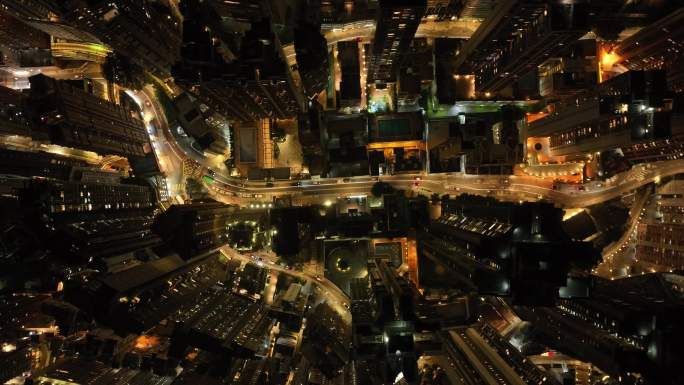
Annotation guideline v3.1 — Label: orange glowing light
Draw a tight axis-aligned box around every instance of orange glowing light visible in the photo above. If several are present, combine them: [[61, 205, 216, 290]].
[[134, 335, 160, 351], [186, 350, 199, 361], [526, 111, 548, 124], [601, 49, 621, 70]]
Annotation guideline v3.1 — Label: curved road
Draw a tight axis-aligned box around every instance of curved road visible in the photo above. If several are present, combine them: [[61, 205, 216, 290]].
[[220, 246, 351, 321]]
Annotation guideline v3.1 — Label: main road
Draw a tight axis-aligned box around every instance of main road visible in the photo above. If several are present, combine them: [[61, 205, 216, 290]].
[[141, 85, 684, 209]]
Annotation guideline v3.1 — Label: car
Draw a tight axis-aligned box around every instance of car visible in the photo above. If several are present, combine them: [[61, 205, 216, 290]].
[[342, 178, 351, 183], [314, 275, 322, 281], [265, 182, 274, 187]]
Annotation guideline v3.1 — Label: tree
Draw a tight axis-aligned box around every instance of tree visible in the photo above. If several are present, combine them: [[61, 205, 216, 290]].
[[271, 123, 286, 143], [185, 178, 209, 200], [273, 143, 280, 160], [371, 181, 394, 197], [103, 53, 146, 90]]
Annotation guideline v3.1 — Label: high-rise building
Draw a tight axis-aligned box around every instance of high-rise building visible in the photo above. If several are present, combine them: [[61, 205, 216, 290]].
[[174, 15, 300, 122], [538, 39, 598, 98], [21, 176, 156, 214], [53, 209, 162, 263], [368, 0, 427, 83], [418, 195, 599, 305], [634, 180, 684, 272], [455, 0, 591, 94], [440, 325, 560, 385], [152, 201, 237, 260], [517, 273, 684, 385], [425, 0, 463, 21], [0, 10, 50, 50], [203, 0, 263, 25], [0, 148, 86, 180], [63, 0, 182, 77], [294, 22, 329, 98], [0, 85, 34, 137], [636, 222, 684, 271], [338, 41, 362, 109], [396, 38, 433, 107], [614, 7, 684, 92], [170, 286, 275, 356], [528, 70, 670, 159], [28, 74, 150, 157], [0, 0, 63, 20]]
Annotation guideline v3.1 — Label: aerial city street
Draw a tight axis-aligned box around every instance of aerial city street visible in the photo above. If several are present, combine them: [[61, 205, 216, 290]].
[[1, 0, 684, 384]]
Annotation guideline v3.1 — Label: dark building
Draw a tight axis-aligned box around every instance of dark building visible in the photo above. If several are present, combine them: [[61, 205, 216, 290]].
[[203, 0, 263, 25], [425, 0, 464, 21], [301, 302, 350, 378], [294, 2, 329, 98], [516, 273, 684, 385], [152, 201, 236, 260], [63, 0, 182, 76], [368, 111, 425, 175], [455, 0, 590, 94], [20, 176, 156, 214], [238, 262, 268, 296], [0, 9, 50, 50], [324, 113, 369, 177], [52, 209, 162, 263], [440, 324, 561, 385], [298, 100, 324, 167], [72, 252, 227, 333], [28, 74, 150, 157], [174, 11, 300, 122], [529, 70, 671, 159], [368, 0, 427, 83], [538, 38, 599, 98], [0, 0, 63, 20], [0, 86, 33, 137], [0, 341, 31, 384], [434, 38, 470, 105], [350, 276, 378, 331], [0, 148, 86, 181], [374, 259, 415, 321], [615, 6, 684, 92], [418, 195, 599, 305], [338, 41, 362, 109], [173, 93, 229, 156], [171, 287, 274, 357], [396, 38, 433, 107]]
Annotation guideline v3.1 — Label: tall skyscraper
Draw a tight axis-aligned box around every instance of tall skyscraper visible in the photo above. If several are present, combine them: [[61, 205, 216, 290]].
[[28, 74, 150, 157], [368, 0, 427, 83]]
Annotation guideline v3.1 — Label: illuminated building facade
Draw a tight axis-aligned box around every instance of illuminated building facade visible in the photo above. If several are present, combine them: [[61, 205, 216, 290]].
[[28, 74, 150, 157]]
